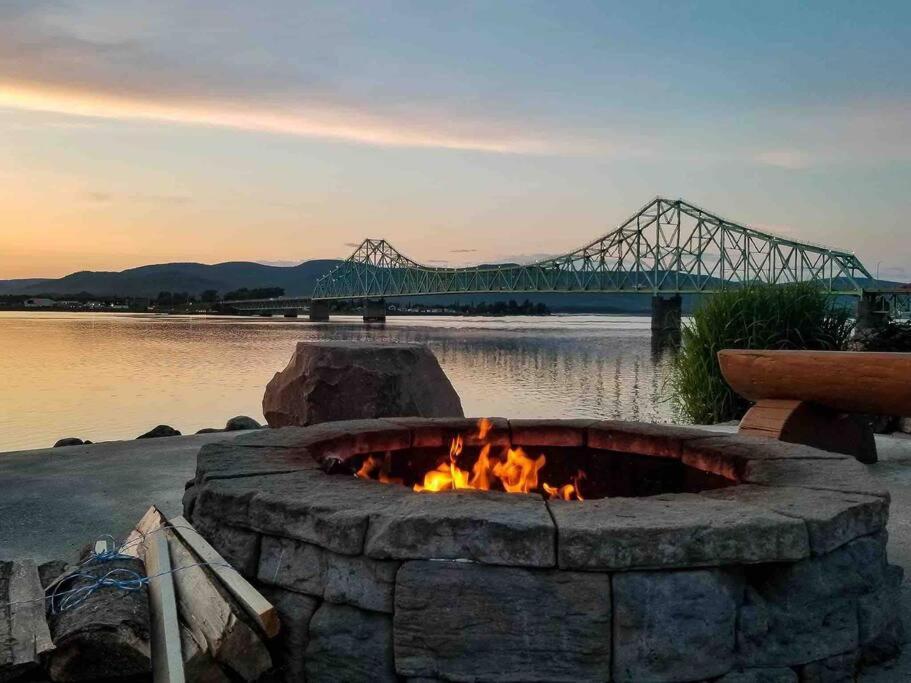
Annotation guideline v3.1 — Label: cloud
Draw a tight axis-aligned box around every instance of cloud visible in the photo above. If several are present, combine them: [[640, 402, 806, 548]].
[[82, 190, 192, 205], [450, 248, 478, 253], [343, 242, 362, 248], [255, 259, 302, 267]]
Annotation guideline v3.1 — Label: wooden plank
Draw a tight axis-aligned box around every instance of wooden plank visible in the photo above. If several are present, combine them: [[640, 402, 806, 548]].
[[170, 516, 279, 638], [5, 560, 54, 671], [147, 532, 185, 683]]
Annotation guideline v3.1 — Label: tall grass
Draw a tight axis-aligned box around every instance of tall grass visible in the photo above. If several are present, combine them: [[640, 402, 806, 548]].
[[670, 283, 854, 424]]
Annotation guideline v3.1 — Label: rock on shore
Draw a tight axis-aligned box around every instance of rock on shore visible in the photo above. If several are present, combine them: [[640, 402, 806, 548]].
[[262, 342, 463, 427]]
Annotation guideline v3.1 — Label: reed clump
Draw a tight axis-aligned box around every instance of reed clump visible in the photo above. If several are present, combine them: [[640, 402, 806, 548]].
[[671, 283, 853, 424]]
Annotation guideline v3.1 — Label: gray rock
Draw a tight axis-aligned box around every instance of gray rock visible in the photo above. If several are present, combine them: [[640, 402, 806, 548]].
[[612, 568, 741, 682], [549, 493, 808, 571], [194, 441, 318, 484], [191, 516, 260, 577], [261, 341, 463, 427], [394, 560, 611, 682], [797, 650, 858, 682], [716, 668, 797, 683], [53, 437, 84, 447], [742, 458, 889, 499], [700, 485, 887, 555], [898, 416, 911, 434], [365, 488, 556, 567], [304, 603, 396, 683], [738, 533, 890, 667], [195, 427, 223, 434], [225, 415, 262, 431], [258, 587, 319, 683], [257, 535, 398, 613], [136, 424, 181, 439], [858, 564, 905, 664]]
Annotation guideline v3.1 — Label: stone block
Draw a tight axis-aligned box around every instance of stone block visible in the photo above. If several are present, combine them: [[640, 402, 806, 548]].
[[304, 603, 396, 683], [549, 493, 808, 571], [258, 535, 398, 613], [858, 564, 905, 664], [194, 442, 317, 483], [717, 668, 797, 683], [365, 488, 555, 567], [700, 485, 888, 555], [682, 435, 848, 482], [192, 517, 260, 577], [797, 651, 858, 682], [262, 341, 463, 427], [588, 420, 708, 458], [742, 459, 889, 499], [258, 587, 319, 683], [394, 560, 611, 682], [192, 476, 262, 528], [509, 418, 597, 447], [738, 533, 889, 667], [247, 469, 412, 555], [612, 568, 741, 682]]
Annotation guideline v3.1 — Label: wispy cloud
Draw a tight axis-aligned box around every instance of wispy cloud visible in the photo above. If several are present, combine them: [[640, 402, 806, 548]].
[[450, 248, 478, 253], [754, 149, 813, 170]]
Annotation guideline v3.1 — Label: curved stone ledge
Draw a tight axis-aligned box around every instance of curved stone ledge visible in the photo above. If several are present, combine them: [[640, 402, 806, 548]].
[[185, 418, 903, 682]]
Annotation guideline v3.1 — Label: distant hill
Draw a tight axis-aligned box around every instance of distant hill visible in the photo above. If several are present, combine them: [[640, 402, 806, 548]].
[[4, 260, 342, 298]]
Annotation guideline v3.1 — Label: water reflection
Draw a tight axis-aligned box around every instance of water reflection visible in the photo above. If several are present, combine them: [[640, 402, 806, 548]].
[[0, 312, 680, 452]]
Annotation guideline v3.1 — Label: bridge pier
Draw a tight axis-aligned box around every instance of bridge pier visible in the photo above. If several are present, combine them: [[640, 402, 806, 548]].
[[363, 299, 386, 323], [855, 291, 889, 334], [309, 299, 330, 322], [651, 295, 682, 334]]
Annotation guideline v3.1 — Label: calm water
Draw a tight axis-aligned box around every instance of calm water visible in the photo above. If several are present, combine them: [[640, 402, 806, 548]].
[[0, 312, 680, 452]]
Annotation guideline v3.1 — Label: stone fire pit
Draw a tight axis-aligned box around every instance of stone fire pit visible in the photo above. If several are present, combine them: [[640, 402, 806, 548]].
[[183, 418, 902, 682]]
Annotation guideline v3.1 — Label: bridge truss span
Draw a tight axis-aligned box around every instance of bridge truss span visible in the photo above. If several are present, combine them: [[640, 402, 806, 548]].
[[311, 198, 871, 301]]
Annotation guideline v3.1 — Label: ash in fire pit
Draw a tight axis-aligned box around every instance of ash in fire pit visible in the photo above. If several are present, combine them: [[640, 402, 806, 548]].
[[185, 417, 903, 682], [353, 418, 732, 500]]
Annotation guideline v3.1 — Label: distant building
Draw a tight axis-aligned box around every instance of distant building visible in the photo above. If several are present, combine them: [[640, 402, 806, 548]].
[[23, 298, 55, 308]]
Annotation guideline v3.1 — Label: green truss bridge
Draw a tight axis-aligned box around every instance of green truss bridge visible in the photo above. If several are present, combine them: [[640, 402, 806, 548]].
[[226, 197, 909, 328]]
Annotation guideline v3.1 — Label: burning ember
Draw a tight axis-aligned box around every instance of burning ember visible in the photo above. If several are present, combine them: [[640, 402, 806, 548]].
[[356, 418, 585, 500]]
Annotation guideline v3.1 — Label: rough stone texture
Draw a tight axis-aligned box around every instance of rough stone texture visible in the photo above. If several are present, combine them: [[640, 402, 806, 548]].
[[509, 418, 597, 447], [191, 516, 261, 577], [797, 651, 859, 682], [612, 568, 741, 682], [194, 441, 317, 484], [248, 470, 412, 555], [742, 458, 890, 499], [549, 493, 808, 571], [858, 563, 905, 664], [262, 341, 464, 427], [225, 415, 261, 431], [701, 485, 888, 555], [304, 603, 396, 683], [258, 535, 398, 613], [365, 488, 556, 567], [738, 533, 892, 668], [394, 560, 611, 682], [717, 668, 798, 683], [258, 587, 319, 683], [682, 435, 849, 482], [136, 424, 181, 439], [588, 420, 710, 458]]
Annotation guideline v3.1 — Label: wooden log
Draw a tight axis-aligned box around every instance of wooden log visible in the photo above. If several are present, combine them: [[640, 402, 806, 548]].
[[126, 506, 272, 681], [45, 557, 152, 682], [146, 533, 185, 683], [170, 516, 279, 639], [0, 560, 54, 682], [718, 349, 911, 416]]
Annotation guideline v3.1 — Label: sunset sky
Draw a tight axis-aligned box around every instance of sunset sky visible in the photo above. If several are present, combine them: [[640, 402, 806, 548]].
[[1, 1, 909, 280]]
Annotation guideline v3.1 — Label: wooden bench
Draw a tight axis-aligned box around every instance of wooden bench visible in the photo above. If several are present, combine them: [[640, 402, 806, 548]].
[[718, 350, 911, 463]]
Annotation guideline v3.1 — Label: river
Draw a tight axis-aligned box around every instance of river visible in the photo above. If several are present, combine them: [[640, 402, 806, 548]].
[[0, 312, 681, 452]]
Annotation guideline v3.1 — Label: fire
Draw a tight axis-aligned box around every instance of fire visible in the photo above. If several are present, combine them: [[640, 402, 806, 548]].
[[359, 419, 583, 500]]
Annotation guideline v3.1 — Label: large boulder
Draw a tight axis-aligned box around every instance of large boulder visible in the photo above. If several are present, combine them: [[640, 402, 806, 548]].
[[262, 342, 463, 427], [225, 415, 262, 431], [136, 424, 181, 439]]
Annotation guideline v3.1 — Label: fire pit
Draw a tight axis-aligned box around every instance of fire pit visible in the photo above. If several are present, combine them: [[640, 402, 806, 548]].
[[184, 418, 902, 682]]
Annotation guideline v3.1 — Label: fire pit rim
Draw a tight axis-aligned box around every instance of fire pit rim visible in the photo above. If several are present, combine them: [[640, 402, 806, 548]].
[[189, 417, 888, 571]]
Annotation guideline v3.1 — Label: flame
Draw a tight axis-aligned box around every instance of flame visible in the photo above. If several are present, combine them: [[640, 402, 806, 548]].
[[384, 419, 581, 500], [355, 452, 403, 486]]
